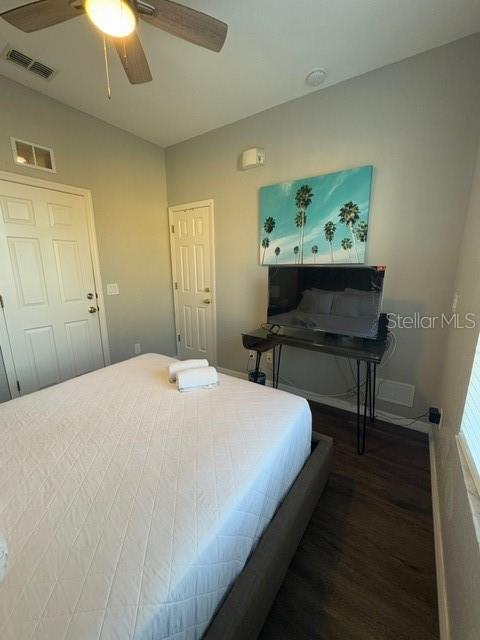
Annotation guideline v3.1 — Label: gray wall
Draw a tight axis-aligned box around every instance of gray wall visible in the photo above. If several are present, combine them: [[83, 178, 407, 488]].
[[0, 75, 176, 393], [165, 35, 480, 418], [434, 142, 480, 640]]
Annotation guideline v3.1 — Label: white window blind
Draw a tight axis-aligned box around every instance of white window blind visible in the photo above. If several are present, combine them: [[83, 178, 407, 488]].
[[460, 333, 480, 496]]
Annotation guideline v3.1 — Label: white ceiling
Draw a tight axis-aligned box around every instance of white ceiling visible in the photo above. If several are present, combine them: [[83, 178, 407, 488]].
[[1, 0, 480, 147]]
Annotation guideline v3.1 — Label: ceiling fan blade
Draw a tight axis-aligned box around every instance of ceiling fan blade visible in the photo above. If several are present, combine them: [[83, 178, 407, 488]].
[[0, 0, 82, 33], [114, 32, 152, 84], [138, 0, 227, 52]]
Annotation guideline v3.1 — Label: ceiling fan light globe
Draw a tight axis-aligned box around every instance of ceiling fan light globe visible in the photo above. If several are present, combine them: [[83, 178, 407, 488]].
[[85, 0, 136, 38]]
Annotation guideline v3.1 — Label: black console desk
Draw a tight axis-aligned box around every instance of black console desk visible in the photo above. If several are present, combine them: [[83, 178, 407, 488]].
[[242, 326, 388, 454]]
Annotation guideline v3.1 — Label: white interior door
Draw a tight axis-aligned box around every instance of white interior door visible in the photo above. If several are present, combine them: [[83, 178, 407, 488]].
[[170, 201, 216, 363], [0, 179, 105, 395]]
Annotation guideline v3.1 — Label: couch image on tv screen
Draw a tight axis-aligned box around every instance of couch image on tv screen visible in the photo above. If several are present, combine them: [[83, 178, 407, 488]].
[[267, 266, 385, 339]]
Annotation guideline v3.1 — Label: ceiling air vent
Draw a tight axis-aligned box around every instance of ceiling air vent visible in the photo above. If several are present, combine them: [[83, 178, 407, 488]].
[[6, 48, 32, 69], [2, 46, 56, 80], [29, 61, 55, 79]]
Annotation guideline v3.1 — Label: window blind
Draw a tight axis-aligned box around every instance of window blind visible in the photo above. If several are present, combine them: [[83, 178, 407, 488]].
[[460, 333, 480, 495]]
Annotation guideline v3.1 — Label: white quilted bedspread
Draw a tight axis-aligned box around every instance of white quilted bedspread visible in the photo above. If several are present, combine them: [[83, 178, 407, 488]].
[[0, 354, 311, 640]]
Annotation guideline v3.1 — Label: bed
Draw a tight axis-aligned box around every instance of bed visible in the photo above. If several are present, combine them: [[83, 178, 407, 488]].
[[0, 353, 332, 640]]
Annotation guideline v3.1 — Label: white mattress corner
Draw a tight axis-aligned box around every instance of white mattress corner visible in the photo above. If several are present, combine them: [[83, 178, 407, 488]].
[[0, 353, 312, 640]]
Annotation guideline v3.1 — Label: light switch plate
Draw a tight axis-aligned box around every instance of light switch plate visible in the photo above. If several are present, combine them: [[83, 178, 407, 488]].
[[452, 291, 459, 313], [106, 283, 119, 296], [0, 533, 8, 583]]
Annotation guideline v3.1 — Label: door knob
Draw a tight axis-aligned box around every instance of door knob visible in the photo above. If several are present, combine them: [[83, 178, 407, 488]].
[[88, 306, 97, 314], [203, 299, 211, 304]]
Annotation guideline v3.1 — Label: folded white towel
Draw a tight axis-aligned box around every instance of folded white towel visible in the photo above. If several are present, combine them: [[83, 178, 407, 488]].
[[177, 366, 218, 392], [168, 359, 209, 383]]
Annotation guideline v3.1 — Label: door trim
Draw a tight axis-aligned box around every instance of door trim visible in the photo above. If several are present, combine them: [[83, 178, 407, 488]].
[[168, 199, 217, 365], [0, 170, 111, 398]]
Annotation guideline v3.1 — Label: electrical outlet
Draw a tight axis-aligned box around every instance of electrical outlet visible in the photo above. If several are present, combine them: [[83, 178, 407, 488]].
[[248, 350, 256, 359], [266, 352, 273, 363], [429, 407, 442, 425], [134, 343, 141, 355]]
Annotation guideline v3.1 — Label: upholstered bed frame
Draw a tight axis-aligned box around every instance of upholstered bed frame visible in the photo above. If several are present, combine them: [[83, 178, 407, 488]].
[[204, 431, 333, 640]]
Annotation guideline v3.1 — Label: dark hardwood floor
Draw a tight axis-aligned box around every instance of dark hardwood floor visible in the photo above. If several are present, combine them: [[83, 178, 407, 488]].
[[260, 402, 439, 640]]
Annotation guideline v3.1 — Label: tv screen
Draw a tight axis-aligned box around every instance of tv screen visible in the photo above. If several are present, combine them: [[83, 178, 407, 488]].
[[267, 265, 385, 339]]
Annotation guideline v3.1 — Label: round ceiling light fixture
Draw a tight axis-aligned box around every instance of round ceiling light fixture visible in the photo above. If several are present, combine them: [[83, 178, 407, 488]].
[[84, 0, 136, 38], [305, 68, 327, 87]]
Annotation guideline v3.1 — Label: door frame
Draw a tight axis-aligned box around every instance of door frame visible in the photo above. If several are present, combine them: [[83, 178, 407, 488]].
[[168, 199, 217, 365], [0, 170, 111, 398]]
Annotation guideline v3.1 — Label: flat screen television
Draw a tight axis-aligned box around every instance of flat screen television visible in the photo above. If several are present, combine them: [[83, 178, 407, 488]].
[[267, 265, 386, 339]]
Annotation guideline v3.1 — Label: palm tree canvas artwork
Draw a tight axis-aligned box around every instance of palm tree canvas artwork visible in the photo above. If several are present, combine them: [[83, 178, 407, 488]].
[[259, 165, 373, 265]]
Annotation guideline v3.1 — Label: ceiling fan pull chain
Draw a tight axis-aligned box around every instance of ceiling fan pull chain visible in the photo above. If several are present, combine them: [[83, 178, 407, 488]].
[[0, 0, 227, 87], [103, 34, 112, 100]]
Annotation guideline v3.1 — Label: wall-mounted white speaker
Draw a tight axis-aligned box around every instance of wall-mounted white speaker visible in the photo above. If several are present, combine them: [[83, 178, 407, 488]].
[[241, 148, 265, 170]]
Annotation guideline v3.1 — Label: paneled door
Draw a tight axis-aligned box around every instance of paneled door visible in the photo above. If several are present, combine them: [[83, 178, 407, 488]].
[[0, 179, 105, 395], [170, 201, 216, 363]]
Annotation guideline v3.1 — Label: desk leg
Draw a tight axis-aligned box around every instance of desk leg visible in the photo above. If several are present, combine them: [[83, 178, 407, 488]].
[[356, 360, 361, 453], [357, 361, 370, 455], [372, 363, 377, 421], [362, 363, 370, 454], [272, 346, 275, 388], [368, 362, 373, 421], [254, 351, 261, 383], [275, 344, 283, 389]]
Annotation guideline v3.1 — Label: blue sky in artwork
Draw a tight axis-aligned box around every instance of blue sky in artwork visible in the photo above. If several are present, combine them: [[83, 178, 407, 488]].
[[259, 165, 373, 265]]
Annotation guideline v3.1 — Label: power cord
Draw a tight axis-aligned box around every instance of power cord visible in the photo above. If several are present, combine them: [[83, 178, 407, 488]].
[[245, 331, 428, 426], [374, 410, 429, 427], [254, 331, 398, 400]]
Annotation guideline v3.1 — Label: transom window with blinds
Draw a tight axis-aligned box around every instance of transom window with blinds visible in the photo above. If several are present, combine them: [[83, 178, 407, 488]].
[[459, 333, 480, 495]]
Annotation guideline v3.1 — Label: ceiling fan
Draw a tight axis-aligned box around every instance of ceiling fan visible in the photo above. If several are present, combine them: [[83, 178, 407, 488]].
[[0, 0, 228, 85]]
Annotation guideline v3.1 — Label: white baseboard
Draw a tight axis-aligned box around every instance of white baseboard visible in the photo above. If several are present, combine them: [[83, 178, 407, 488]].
[[429, 433, 450, 640], [217, 366, 430, 434]]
